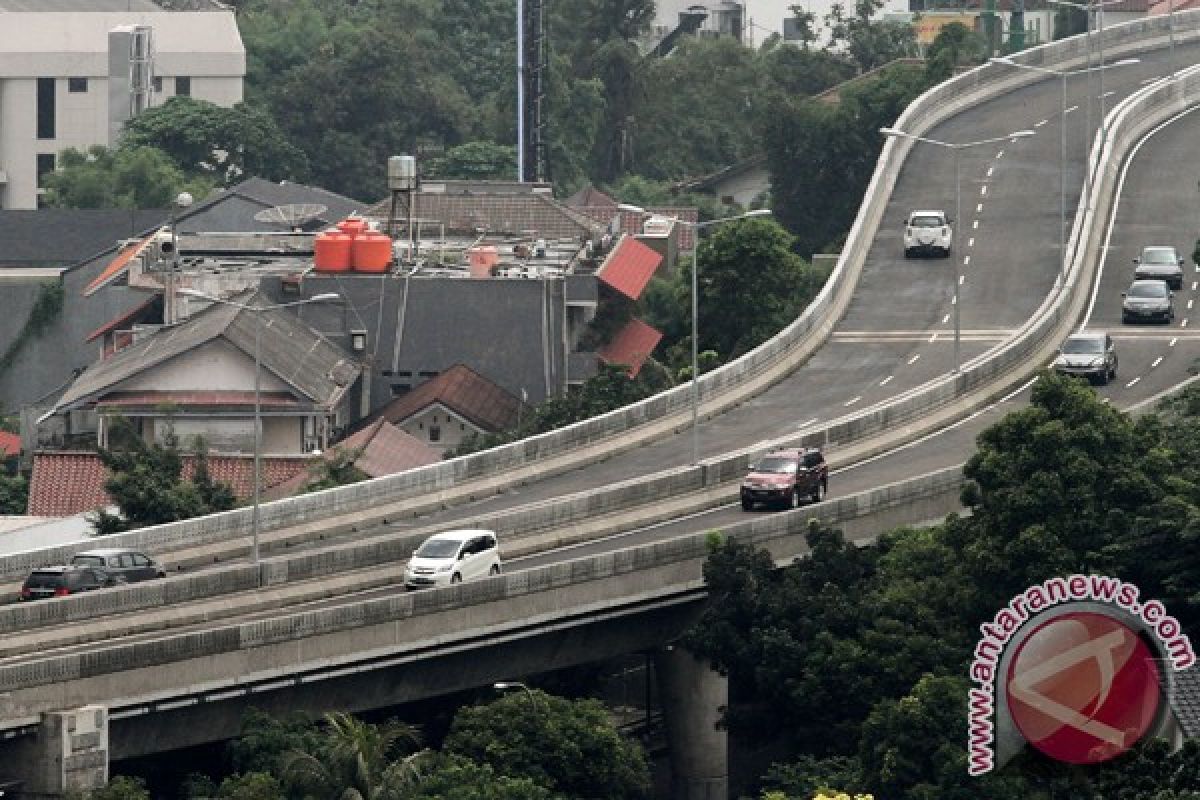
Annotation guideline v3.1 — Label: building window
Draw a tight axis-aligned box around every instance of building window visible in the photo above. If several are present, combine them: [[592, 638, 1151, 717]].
[[153, 76, 163, 93], [36, 78, 55, 139], [68, 77, 88, 93], [429, 425, 441, 442], [175, 76, 191, 96], [36, 154, 55, 186]]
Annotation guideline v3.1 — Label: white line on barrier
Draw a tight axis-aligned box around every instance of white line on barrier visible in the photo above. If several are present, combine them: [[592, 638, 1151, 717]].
[[844, 396, 861, 407], [1127, 377, 1142, 387], [1036, 119, 1048, 127], [1066, 105, 1079, 114], [908, 354, 921, 365], [1152, 357, 1163, 368], [1171, 337, 1178, 347], [880, 375, 894, 386]]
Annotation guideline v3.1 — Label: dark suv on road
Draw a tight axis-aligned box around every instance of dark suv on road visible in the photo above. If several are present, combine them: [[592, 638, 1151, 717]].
[[18, 565, 124, 601], [69, 548, 166, 583], [740, 447, 829, 511]]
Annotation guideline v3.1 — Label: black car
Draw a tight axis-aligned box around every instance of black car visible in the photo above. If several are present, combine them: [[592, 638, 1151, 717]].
[[1122, 279, 1174, 324], [18, 565, 124, 601], [69, 548, 166, 583], [1133, 246, 1184, 290]]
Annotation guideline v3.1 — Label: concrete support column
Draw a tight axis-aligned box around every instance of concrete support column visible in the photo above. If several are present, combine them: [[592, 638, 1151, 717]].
[[654, 647, 728, 800], [6, 706, 109, 798]]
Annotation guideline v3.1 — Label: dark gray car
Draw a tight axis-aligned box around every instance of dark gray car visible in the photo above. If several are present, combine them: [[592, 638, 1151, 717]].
[[69, 548, 166, 583], [1052, 331, 1117, 385], [1122, 279, 1174, 324], [19, 565, 124, 601], [1133, 246, 1184, 289]]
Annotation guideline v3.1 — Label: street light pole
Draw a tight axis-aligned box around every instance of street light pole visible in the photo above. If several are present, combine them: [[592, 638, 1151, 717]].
[[617, 205, 771, 464], [179, 289, 341, 578], [494, 681, 541, 709], [879, 128, 1036, 373]]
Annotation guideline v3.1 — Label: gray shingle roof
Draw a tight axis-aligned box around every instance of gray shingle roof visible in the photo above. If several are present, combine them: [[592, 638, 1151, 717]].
[[1173, 666, 1200, 738], [365, 190, 605, 239], [0, 210, 168, 269], [51, 290, 358, 414]]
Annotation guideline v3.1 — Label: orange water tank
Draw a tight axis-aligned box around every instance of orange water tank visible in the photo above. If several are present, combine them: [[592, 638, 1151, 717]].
[[314, 231, 353, 273], [337, 217, 368, 237], [467, 245, 499, 278], [353, 231, 393, 273]]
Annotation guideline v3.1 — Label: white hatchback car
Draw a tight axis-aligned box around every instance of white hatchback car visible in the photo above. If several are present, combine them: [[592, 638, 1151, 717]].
[[903, 209, 953, 258], [404, 529, 502, 589]]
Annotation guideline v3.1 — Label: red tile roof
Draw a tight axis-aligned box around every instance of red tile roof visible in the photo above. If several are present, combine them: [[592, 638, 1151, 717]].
[[96, 391, 301, 410], [27, 451, 312, 517], [564, 185, 618, 208], [598, 319, 663, 378], [373, 364, 521, 433], [0, 431, 21, 457], [598, 236, 663, 301], [86, 295, 162, 343], [83, 232, 157, 297]]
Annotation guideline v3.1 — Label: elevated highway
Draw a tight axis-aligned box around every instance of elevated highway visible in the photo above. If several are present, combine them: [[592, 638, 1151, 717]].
[[3, 16, 1200, 796]]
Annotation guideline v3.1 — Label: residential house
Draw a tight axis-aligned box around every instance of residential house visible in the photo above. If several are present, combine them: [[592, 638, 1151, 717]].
[[0, 0, 245, 209], [369, 364, 522, 455], [678, 155, 770, 209]]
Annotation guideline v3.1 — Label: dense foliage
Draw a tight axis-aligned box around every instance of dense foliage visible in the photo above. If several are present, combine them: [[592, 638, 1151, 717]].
[[686, 374, 1200, 798]]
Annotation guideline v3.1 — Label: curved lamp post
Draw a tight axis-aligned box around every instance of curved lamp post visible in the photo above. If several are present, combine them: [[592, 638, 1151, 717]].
[[178, 288, 342, 576], [879, 127, 1036, 373], [616, 205, 772, 464]]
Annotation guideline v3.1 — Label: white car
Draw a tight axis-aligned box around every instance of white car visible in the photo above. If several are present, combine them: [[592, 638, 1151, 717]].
[[404, 529, 502, 589], [904, 209, 952, 258]]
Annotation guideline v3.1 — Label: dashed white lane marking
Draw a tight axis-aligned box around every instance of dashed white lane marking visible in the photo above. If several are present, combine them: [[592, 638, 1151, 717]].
[[795, 417, 818, 430], [976, 203, 983, 213], [996, 150, 1004, 159], [1140, 77, 1160, 85], [959, 275, 966, 285], [908, 354, 921, 365], [1184, 319, 1190, 328], [1189, 299, 1194, 310], [973, 220, 980, 229], [1193, 281, 1198, 290], [929, 332, 939, 342], [1152, 356, 1164, 368], [1066, 104, 1079, 114], [963, 256, 971, 266], [951, 295, 957, 305], [844, 395, 861, 407], [986, 168, 994, 178], [1127, 377, 1142, 388], [1100, 91, 1115, 99], [1035, 119, 1048, 127], [980, 185, 988, 197], [968, 237, 975, 247], [880, 375, 894, 386], [1171, 337, 1179, 347], [942, 314, 951, 324]]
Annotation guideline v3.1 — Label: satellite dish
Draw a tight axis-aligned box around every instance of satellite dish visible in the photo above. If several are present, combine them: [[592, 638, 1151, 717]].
[[253, 203, 329, 231]]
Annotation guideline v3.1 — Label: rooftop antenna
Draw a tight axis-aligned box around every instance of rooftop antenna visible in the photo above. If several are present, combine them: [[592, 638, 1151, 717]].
[[253, 203, 328, 232]]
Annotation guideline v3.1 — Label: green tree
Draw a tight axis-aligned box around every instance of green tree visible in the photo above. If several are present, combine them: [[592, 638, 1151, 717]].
[[215, 772, 285, 800], [303, 447, 368, 493], [121, 96, 309, 185], [443, 689, 652, 799], [0, 472, 28, 514], [279, 711, 426, 800], [825, 0, 917, 72], [69, 776, 150, 800], [42, 146, 211, 209], [93, 419, 237, 533], [397, 753, 554, 800], [227, 708, 324, 776], [426, 142, 517, 181]]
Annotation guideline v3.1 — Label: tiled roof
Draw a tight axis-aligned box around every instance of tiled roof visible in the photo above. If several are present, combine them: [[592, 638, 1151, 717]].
[[264, 418, 439, 500], [1150, 0, 1200, 10], [52, 289, 359, 416], [0, 209, 166, 269], [0, 431, 20, 457], [598, 319, 663, 378], [1174, 666, 1200, 738], [86, 295, 162, 343], [374, 364, 521, 433], [598, 236, 663, 301], [27, 451, 312, 517], [83, 232, 159, 297], [364, 191, 605, 239], [564, 185, 617, 208]]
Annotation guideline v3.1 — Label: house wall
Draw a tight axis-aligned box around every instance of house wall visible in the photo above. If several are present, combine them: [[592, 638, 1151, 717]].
[[0, 11, 245, 210], [395, 403, 483, 456], [117, 340, 290, 394], [706, 165, 770, 209]]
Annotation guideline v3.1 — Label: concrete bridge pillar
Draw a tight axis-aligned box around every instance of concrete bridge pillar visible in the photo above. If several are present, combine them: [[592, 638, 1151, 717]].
[[655, 647, 728, 800], [3, 706, 108, 799]]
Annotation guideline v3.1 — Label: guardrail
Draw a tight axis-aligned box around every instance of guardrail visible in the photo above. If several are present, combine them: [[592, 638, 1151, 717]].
[[0, 464, 965, 711], [4, 16, 1197, 592]]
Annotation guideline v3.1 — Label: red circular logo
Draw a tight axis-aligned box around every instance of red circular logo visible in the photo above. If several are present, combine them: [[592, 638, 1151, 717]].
[[1006, 611, 1161, 765]]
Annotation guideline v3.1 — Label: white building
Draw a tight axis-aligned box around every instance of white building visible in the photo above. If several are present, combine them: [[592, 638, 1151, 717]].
[[650, 0, 911, 48], [0, 2, 245, 210]]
